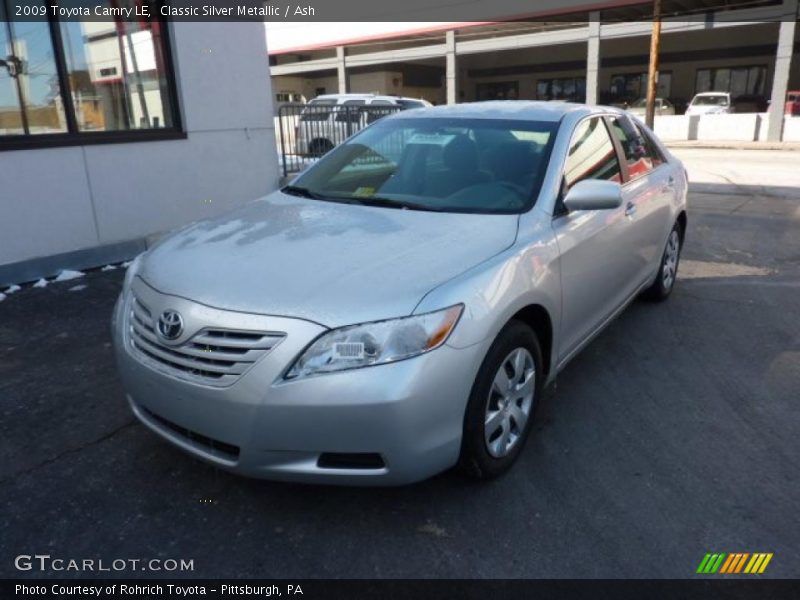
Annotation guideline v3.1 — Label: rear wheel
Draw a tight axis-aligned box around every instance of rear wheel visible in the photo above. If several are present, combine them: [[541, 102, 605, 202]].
[[458, 320, 543, 480], [642, 221, 683, 301]]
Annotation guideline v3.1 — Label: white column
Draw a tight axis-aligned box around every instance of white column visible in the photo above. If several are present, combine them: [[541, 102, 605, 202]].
[[586, 11, 601, 105], [336, 46, 348, 94], [446, 30, 457, 105], [767, 1, 798, 141]]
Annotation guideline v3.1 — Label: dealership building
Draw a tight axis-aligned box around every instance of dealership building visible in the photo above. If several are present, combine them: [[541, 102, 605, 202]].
[[0, 17, 279, 286], [269, 0, 800, 143]]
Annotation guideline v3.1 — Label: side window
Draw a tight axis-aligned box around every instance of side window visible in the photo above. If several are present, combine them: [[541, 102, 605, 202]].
[[335, 100, 365, 123], [366, 99, 395, 124], [563, 117, 622, 190], [635, 123, 665, 169], [610, 116, 655, 179]]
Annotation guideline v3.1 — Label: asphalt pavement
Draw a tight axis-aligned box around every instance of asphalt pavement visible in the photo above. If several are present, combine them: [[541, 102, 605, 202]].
[[1, 150, 798, 578]]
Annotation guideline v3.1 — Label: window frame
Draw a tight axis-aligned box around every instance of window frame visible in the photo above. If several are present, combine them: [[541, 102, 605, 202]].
[[555, 114, 624, 216], [1, 6, 184, 152], [606, 114, 664, 184], [562, 115, 623, 189]]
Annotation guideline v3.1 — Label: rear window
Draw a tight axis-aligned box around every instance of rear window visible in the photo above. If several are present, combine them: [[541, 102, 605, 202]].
[[396, 100, 427, 109], [692, 95, 729, 106]]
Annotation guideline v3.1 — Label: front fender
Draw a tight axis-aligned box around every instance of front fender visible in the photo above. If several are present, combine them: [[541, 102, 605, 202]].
[[414, 214, 561, 372]]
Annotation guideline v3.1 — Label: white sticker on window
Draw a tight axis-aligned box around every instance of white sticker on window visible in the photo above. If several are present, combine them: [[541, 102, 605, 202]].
[[407, 133, 456, 146]]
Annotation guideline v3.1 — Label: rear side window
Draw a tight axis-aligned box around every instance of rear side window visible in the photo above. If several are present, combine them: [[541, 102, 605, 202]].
[[634, 123, 665, 169], [300, 99, 336, 122], [563, 117, 622, 190], [335, 99, 366, 123], [609, 116, 658, 179]]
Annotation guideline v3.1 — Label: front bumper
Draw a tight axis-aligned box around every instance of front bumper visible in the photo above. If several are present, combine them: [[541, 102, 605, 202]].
[[112, 280, 487, 485]]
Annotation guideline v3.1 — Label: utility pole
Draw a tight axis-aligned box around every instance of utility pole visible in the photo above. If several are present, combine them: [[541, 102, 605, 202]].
[[645, 0, 662, 128]]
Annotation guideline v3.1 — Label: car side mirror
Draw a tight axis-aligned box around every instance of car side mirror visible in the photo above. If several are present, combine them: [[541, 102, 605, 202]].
[[563, 179, 623, 212]]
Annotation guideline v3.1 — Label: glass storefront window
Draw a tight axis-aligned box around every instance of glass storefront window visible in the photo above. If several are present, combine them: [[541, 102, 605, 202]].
[[1, 0, 180, 145], [535, 77, 586, 102], [59, 12, 174, 131], [695, 66, 767, 96], [1, 2, 67, 135]]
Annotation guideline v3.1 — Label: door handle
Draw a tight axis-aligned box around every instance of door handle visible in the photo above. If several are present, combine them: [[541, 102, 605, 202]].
[[663, 176, 675, 191], [625, 202, 637, 217]]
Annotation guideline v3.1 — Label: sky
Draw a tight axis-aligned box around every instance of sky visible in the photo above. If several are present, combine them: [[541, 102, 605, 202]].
[[264, 22, 471, 55]]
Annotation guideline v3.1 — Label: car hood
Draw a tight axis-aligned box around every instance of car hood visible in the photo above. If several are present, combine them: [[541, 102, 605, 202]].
[[139, 192, 519, 328]]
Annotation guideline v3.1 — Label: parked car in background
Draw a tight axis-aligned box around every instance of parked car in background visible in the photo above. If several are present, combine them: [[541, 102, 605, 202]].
[[295, 93, 432, 157], [113, 101, 688, 485], [685, 92, 732, 116], [627, 97, 676, 116], [786, 91, 800, 116]]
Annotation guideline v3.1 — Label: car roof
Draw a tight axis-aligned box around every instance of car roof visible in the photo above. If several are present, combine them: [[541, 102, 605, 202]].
[[383, 100, 616, 122], [314, 93, 426, 103], [694, 92, 729, 96]]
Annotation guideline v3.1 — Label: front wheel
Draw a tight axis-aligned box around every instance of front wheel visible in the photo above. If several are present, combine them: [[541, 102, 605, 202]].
[[642, 222, 683, 301], [458, 320, 543, 480]]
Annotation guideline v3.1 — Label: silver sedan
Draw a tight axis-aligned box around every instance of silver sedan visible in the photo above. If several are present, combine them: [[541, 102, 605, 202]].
[[112, 101, 687, 485]]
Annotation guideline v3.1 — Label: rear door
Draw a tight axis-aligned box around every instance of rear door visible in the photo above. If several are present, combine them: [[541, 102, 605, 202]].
[[607, 115, 674, 286]]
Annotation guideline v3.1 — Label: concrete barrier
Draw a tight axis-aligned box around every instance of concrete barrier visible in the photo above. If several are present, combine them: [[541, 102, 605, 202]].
[[783, 116, 800, 142], [653, 115, 691, 141], [651, 113, 800, 142], [696, 113, 759, 141]]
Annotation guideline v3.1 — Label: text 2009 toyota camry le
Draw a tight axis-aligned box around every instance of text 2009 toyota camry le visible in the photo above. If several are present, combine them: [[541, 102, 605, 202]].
[[112, 101, 687, 485]]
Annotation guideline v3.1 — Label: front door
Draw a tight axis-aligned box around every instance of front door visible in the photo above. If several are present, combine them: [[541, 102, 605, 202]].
[[552, 116, 640, 362]]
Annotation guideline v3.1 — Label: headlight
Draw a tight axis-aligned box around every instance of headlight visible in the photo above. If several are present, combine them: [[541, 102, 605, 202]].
[[285, 305, 463, 379]]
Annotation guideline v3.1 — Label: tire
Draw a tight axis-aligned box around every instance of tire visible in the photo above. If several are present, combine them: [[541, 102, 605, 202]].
[[458, 320, 544, 480], [642, 221, 683, 302]]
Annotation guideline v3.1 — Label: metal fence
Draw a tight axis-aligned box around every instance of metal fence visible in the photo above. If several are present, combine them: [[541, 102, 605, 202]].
[[275, 103, 401, 178]]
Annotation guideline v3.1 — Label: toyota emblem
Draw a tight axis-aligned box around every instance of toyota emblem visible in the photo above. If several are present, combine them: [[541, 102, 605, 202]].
[[157, 310, 183, 341]]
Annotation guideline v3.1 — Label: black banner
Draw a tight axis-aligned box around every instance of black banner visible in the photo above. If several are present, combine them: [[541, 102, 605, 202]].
[[3, 0, 799, 22], [4, 579, 800, 600]]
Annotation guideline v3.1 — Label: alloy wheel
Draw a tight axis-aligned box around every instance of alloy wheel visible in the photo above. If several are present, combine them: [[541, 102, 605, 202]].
[[484, 347, 536, 458], [662, 230, 681, 289]]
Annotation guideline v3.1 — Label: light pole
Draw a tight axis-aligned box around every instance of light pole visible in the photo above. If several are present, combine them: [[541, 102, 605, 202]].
[[645, 0, 662, 128]]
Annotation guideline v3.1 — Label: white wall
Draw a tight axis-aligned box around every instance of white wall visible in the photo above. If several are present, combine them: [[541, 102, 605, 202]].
[[0, 22, 280, 273]]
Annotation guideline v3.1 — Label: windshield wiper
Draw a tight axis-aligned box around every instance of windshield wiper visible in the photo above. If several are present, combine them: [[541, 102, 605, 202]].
[[281, 185, 327, 200], [331, 195, 444, 212]]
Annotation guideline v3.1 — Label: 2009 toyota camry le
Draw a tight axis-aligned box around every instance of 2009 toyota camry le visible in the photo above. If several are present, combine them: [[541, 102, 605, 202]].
[[112, 101, 687, 485]]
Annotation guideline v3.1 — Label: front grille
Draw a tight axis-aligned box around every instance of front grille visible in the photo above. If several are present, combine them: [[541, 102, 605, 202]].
[[142, 406, 240, 460], [128, 294, 285, 386]]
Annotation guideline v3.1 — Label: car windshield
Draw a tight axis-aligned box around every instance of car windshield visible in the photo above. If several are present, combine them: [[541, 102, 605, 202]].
[[693, 95, 728, 106], [287, 117, 557, 214]]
